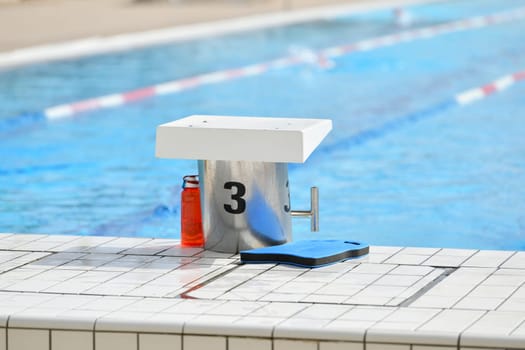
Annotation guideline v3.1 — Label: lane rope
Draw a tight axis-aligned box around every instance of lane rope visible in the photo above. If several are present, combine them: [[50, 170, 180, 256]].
[[5, 5, 525, 123], [93, 69, 525, 236], [4, 71, 524, 175], [318, 70, 525, 152]]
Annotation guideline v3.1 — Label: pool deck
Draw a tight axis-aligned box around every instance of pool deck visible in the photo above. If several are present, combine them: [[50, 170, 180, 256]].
[[0, 0, 408, 53], [1, 233, 524, 350], [0, 0, 430, 70]]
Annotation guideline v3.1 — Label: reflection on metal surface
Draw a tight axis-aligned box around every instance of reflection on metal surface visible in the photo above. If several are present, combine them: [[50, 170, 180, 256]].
[[199, 160, 292, 253]]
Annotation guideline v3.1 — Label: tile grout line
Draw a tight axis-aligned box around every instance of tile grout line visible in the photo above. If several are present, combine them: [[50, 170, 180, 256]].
[[93, 315, 98, 350], [1, 249, 237, 298], [180, 264, 243, 299], [355, 302, 397, 346], [375, 247, 404, 264], [269, 298, 318, 343], [94, 253, 185, 298], [0, 235, 50, 251], [115, 239, 155, 256], [459, 250, 514, 269], [10, 239, 75, 254], [403, 247, 443, 256], [270, 315, 278, 350], [342, 264, 398, 305], [419, 247, 443, 265], [509, 316, 525, 337], [52, 236, 121, 254], [304, 263, 357, 303], [290, 263, 361, 303], [5, 315, 8, 350], [449, 267, 500, 310], [504, 279, 525, 334], [216, 264, 281, 301], [75, 256, 141, 296], [0, 251, 54, 276], [457, 309, 488, 350], [153, 244, 196, 257], [421, 248, 478, 268], [494, 277, 525, 312], [413, 307, 446, 333], [0, 251, 122, 297], [398, 266, 445, 296], [180, 316, 190, 350], [499, 251, 518, 269], [6, 256, 93, 296]]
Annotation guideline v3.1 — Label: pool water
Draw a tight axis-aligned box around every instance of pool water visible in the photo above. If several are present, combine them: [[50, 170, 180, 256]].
[[1, 0, 525, 250]]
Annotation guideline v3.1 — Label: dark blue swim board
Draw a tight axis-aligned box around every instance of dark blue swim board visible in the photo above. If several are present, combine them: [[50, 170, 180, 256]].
[[240, 240, 369, 268]]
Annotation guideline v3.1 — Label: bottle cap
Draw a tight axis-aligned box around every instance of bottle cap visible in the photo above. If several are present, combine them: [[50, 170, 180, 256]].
[[183, 175, 199, 188]]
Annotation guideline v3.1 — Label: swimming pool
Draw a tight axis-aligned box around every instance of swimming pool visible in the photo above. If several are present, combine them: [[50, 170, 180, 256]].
[[1, 0, 524, 250]]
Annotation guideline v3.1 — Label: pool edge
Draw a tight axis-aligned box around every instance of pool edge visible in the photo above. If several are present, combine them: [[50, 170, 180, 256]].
[[0, 233, 524, 349]]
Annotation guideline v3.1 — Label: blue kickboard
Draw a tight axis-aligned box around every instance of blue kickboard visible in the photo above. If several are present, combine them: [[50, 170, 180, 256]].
[[240, 240, 369, 268]]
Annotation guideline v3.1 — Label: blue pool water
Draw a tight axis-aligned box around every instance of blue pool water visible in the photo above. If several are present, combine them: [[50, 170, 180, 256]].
[[1, 0, 525, 250]]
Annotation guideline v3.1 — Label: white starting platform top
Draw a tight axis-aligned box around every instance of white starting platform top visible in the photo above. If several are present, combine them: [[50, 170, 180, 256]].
[[155, 115, 332, 163]]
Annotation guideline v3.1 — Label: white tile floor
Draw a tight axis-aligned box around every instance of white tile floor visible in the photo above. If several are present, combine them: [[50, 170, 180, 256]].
[[0, 233, 524, 349]]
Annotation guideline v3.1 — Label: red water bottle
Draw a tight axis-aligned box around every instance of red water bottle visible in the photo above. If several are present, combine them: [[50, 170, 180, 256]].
[[181, 175, 204, 247]]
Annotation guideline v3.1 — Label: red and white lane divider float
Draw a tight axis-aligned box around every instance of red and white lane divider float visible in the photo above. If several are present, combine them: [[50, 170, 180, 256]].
[[455, 71, 525, 105], [40, 6, 525, 120]]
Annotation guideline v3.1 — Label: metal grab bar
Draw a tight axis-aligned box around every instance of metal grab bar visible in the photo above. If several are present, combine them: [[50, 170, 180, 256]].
[[291, 187, 319, 232]]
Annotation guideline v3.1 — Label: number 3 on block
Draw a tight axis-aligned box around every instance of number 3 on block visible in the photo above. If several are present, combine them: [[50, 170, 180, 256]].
[[224, 182, 246, 214]]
